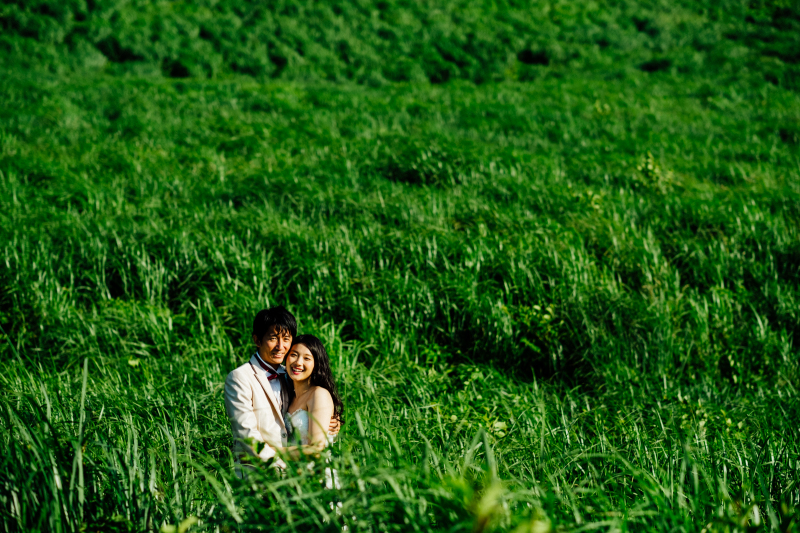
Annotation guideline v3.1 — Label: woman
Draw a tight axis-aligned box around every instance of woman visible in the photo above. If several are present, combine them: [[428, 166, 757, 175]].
[[277, 334, 344, 460]]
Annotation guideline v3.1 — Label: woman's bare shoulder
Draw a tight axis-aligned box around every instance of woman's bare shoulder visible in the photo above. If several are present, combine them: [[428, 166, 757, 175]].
[[309, 386, 333, 405]]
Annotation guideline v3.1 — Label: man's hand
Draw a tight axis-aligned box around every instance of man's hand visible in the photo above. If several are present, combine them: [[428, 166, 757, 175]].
[[328, 415, 341, 436]]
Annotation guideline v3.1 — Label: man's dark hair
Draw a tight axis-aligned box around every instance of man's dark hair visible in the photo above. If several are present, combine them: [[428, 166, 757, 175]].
[[252, 305, 297, 342]]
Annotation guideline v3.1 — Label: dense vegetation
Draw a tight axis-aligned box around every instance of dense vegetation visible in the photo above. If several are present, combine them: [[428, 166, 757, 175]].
[[1, 0, 799, 532], [3, 0, 800, 86]]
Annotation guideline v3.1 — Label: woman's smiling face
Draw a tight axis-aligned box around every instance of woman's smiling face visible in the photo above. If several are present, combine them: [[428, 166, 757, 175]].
[[286, 343, 314, 381]]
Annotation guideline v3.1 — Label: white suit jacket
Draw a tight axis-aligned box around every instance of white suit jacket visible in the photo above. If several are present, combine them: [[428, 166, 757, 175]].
[[224, 354, 288, 465]]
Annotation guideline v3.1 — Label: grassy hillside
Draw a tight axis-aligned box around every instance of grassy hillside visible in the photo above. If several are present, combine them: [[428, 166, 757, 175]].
[[2, 0, 800, 87], [1, 1, 800, 532]]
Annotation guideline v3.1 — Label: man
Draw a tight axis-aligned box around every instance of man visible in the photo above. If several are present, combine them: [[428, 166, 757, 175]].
[[224, 305, 339, 474]]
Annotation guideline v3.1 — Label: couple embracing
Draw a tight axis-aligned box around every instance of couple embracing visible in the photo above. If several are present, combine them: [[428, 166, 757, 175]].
[[224, 306, 343, 475]]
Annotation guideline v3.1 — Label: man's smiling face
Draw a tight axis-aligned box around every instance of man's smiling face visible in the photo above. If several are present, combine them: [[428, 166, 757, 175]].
[[253, 325, 293, 366]]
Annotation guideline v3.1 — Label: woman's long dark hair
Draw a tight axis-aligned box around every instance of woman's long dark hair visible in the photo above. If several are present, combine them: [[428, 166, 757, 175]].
[[291, 334, 343, 422]]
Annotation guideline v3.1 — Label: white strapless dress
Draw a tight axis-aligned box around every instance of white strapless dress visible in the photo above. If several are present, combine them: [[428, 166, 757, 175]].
[[285, 409, 339, 489], [286, 409, 337, 446], [286, 409, 312, 444]]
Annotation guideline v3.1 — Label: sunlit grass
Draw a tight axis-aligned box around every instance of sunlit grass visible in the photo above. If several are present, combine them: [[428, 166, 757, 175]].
[[1, 41, 799, 533]]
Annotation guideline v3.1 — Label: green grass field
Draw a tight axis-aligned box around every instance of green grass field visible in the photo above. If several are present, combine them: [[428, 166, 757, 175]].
[[1, 1, 799, 531]]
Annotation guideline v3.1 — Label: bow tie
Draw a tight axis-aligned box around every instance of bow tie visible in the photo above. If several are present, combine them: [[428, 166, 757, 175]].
[[256, 358, 283, 381]]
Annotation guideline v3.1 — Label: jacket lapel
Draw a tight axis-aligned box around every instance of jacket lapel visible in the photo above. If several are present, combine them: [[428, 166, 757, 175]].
[[249, 355, 287, 431]]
